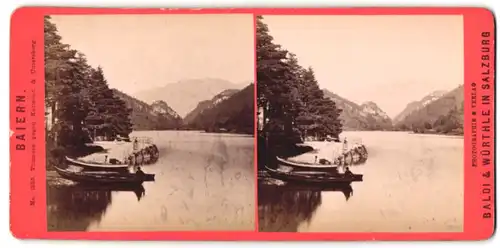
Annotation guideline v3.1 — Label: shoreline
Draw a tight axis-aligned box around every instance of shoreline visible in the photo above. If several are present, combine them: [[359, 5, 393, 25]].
[[133, 129, 254, 136], [46, 130, 252, 171], [409, 131, 464, 137], [287, 141, 364, 164], [342, 129, 464, 137]]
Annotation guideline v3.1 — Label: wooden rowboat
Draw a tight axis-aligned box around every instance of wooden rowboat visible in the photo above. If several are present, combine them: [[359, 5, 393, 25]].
[[276, 157, 338, 173], [54, 166, 155, 184], [66, 156, 129, 171], [265, 166, 363, 184], [67, 182, 146, 192]]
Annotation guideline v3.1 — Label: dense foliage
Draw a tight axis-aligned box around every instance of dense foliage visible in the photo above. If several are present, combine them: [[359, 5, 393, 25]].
[[84, 67, 134, 138], [45, 16, 133, 155], [256, 16, 343, 147]]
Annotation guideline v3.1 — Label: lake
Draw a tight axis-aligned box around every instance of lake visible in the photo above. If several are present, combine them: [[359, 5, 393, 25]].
[[258, 131, 464, 232], [47, 130, 255, 231]]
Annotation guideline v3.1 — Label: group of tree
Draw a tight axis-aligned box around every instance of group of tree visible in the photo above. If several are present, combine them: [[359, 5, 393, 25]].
[[45, 16, 133, 155], [257, 16, 343, 151]]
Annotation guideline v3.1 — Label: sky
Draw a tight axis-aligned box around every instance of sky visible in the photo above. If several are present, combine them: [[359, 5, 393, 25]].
[[50, 14, 254, 95], [261, 15, 464, 118]]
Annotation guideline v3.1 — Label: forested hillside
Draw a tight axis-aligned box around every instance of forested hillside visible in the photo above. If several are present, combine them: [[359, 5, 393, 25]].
[[393, 90, 447, 124], [183, 89, 239, 125], [186, 85, 254, 134], [395, 85, 464, 135]]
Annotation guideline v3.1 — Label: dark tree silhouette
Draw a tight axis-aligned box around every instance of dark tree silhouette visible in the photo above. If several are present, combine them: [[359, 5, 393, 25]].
[[256, 16, 343, 155]]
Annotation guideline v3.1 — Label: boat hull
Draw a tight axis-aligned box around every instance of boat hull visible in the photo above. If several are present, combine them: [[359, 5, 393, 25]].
[[66, 156, 129, 172], [55, 166, 155, 184], [265, 166, 363, 184], [276, 157, 339, 173]]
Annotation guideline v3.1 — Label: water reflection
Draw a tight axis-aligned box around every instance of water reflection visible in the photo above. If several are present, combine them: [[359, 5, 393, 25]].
[[258, 183, 353, 232], [47, 183, 145, 231]]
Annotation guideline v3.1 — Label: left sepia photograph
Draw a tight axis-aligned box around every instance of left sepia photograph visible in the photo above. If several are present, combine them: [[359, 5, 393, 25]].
[[44, 14, 255, 231]]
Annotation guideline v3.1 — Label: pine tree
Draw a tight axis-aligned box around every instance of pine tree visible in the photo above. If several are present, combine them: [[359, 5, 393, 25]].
[[257, 16, 303, 145], [44, 16, 75, 143], [55, 52, 93, 147], [85, 66, 133, 139]]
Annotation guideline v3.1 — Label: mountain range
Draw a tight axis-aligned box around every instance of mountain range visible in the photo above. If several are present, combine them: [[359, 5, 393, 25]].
[[111, 89, 183, 130], [322, 89, 393, 131], [394, 85, 464, 133], [322, 84, 463, 134], [184, 84, 254, 134], [113, 76, 463, 136], [183, 89, 240, 124], [393, 90, 448, 124], [134, 78, 247, 118], [112, 81, 254, 134]]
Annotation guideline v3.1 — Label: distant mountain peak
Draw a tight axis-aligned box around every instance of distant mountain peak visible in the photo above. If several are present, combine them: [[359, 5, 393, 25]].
[[184, 84, 254, 134], [430, 90, 448, 96], [151, 100, 181, 119], [134, 78, 244, 117], [360, 101, 390, 119], [394, 85, 464, 134], [212, 89, 240, 106], [361, 101, 378, 108], [183, 88, 240, 124], [322, 89, 393, 131], [111, 89, 182, 130], [393, 90, 449, 124], [179, 77, 233, 85]]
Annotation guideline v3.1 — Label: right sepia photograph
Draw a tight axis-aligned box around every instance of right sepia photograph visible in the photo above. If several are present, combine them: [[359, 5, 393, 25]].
[[256, 15, 464, 232]]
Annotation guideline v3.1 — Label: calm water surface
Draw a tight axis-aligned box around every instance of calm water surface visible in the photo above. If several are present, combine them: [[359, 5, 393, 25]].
[[47, 130, 255, 231], [259, 131, 464, 232]]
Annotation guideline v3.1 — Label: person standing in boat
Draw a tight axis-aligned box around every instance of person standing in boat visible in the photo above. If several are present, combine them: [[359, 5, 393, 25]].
[[342, 138, 348, 153], [133, 137, 139, 151], [342, 138, 349, 165]]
